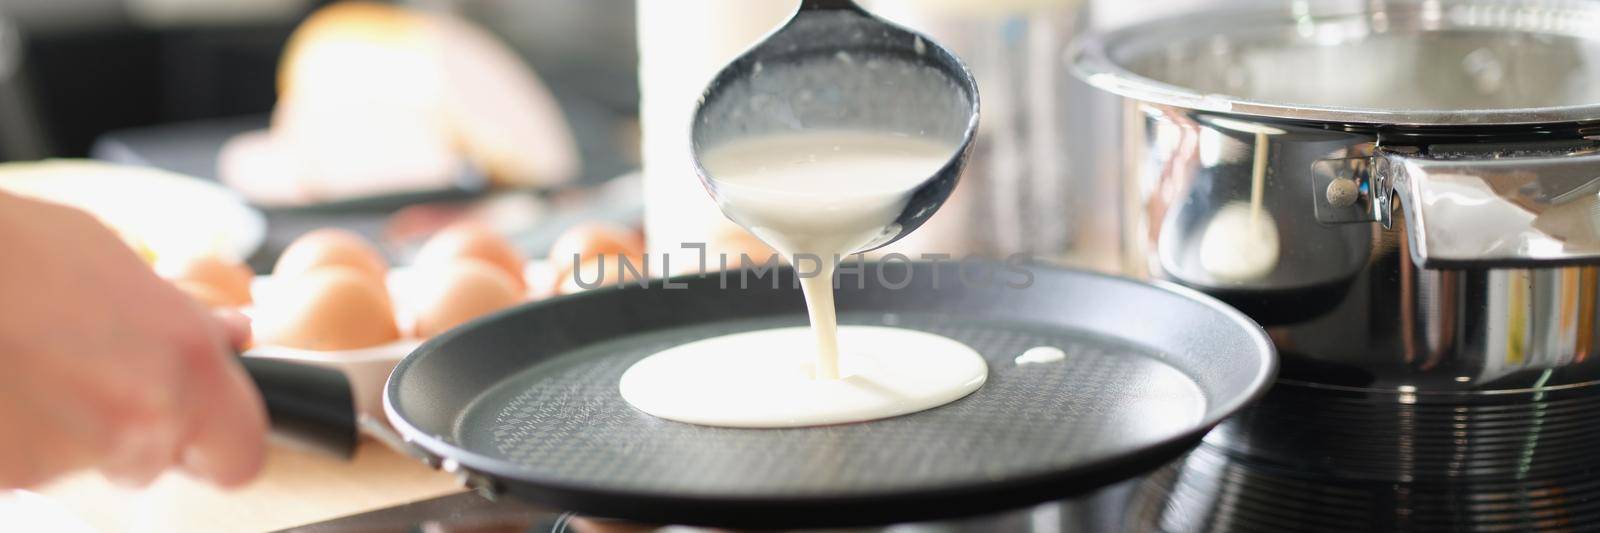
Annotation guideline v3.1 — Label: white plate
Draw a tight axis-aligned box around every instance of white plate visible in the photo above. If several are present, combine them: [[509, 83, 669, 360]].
[[0, 160, 267, 262], [0, 491, 96, 533]]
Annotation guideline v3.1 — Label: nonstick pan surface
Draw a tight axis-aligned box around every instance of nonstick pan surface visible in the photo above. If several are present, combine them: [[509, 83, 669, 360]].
[[384, 262, 1275, 528]]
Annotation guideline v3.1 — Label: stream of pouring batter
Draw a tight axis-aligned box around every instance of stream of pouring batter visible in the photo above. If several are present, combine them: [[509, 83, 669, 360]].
[[616, 130, 989, 428], [703, 131, 954, 380], [1250, 132, 1268, 234], [1198, 131, 1280, 282]]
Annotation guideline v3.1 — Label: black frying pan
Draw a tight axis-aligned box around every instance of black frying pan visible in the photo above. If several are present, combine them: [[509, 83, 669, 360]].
[[246, 262, 1275, 529]]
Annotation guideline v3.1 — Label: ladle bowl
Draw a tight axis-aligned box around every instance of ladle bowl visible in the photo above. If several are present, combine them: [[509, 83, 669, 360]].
[[689, 0, 980, 254]]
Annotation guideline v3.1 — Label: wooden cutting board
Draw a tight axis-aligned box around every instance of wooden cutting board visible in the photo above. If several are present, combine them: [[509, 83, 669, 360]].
[[34, 439, 462, 532]]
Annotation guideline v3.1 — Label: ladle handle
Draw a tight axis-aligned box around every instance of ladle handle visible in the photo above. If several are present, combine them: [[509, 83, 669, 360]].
[[800, 0, 863, 11]]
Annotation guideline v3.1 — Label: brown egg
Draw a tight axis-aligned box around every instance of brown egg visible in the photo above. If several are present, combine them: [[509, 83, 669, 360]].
[[274, 228, 389, 285], [548, 222, 644, 266], [256, 266, 400, 351], [159, 256, 254, 307], [557, 254, 645, 295], [546, 223, 644, 295], [413, 222, 526, 291], [412, 259, 523, 337], [174, 280, 234, 310]]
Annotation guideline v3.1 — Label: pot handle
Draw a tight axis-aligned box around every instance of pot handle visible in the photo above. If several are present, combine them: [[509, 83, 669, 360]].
[[1367, 143, 1600, 269]]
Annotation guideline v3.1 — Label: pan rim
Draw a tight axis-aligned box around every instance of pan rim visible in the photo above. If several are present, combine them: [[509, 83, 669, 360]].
[[382, 262, 1277, 523]]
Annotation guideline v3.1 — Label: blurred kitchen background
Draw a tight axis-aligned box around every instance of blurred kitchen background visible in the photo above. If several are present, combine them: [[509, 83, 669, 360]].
[[0, 0, 1212, 275], [0, 0, 636, 167]]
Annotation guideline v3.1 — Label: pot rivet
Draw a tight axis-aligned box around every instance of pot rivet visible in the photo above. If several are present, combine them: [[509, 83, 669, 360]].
[[1327, 178, 1361, 208]]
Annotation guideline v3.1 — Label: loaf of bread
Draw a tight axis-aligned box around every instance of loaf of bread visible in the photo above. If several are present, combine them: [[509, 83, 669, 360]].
[[222, 2, 580, 205]]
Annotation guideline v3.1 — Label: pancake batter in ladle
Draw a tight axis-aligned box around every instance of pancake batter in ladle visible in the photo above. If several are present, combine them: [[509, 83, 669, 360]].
[[706, 132, 956, 380]]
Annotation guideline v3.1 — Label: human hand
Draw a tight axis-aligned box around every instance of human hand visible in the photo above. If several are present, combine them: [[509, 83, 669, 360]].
[[0, 192, 267, 488]]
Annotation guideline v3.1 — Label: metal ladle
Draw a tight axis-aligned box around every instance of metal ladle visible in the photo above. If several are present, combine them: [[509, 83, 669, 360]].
[[689, 0, 980, 253]]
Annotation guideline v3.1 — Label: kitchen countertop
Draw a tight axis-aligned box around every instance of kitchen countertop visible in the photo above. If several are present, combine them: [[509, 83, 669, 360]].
[[34, 439, 462, 532]]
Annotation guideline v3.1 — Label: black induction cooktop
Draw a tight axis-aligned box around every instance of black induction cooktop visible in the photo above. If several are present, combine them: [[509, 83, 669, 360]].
[[282, 483, 1139, 533]]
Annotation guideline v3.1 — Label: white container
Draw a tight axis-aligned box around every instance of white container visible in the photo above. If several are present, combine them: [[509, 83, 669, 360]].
[[867, 0, 1114, 268], [637, 0, 797, 271]]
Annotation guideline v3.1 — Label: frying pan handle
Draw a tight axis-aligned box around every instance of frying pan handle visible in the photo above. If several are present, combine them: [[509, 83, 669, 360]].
[[240, 357, 359, 459]]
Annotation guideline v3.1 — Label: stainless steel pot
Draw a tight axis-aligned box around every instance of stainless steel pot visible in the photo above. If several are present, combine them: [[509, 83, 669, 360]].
[[1071, 0, 1600, 529]]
